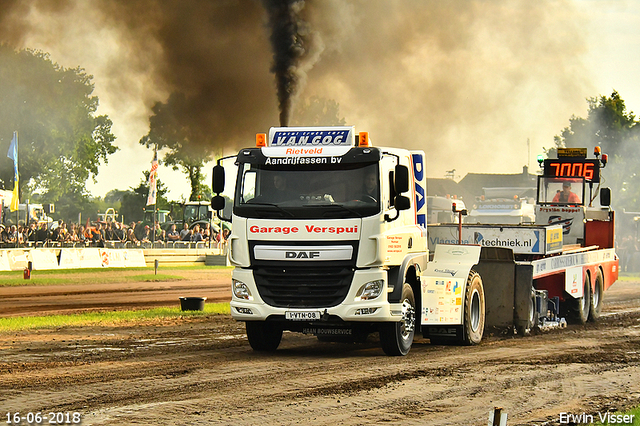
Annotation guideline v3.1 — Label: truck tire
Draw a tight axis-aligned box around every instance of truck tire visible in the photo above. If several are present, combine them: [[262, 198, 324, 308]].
[[571, 276, 591, 325], [380, 283, 415, 356], [589, 269, 604, 322], [245, 321, 283, 352], [462, 271, 485, 345], [516, 291, 537, 337]]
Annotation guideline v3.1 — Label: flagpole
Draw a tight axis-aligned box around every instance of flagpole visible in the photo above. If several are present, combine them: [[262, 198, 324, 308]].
[[154, 144, 158, 244], [13, 132, 18, 237]]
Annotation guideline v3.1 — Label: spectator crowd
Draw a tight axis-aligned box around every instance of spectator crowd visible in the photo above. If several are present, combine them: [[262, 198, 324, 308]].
[[0, 219, 230, 249]]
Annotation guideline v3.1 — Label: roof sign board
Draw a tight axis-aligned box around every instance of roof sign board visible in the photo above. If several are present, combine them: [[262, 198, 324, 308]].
[[268, 126, 355, 147], [557, 147, 587, 158]]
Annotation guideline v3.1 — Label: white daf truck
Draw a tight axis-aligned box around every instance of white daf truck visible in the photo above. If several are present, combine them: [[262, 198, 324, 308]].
[[212, 129, 618, 356]]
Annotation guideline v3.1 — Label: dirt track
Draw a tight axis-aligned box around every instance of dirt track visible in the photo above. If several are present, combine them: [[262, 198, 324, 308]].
[[0, 269, 233, 317], [1, 272, 640, 425]]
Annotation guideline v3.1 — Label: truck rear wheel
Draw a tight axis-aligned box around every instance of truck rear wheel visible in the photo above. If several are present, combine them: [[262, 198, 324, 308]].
[[462, 271, 485, 345], [245, 321, 283, 352], [571, 275, 591, 325], [589, 270, 604, 322], [380, 283, 415, 356]]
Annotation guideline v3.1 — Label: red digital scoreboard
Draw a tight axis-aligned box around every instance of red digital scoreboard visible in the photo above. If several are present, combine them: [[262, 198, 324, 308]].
[[543, 158, 600, 183]]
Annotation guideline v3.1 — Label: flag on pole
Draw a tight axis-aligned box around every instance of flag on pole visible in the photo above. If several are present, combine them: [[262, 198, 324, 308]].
[[146, 149, 158, 206], [6, 132, 19, 211]]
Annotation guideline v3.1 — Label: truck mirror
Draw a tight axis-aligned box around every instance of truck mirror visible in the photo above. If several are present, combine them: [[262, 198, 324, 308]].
[[600, 187, 611, 206], [212, 165, 225, 194], [394, 195, 411, 211], [212, 195, 225, 211], [385, 195, 411, 222], [394, 165, 409, 194]]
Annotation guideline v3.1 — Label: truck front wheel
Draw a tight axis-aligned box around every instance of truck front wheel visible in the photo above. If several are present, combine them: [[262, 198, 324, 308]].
[[462, 271, 485, 345], [380, 283, 416, 356], [245, 321, 283, 352]]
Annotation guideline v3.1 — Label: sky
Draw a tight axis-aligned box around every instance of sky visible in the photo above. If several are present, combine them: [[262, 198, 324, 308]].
[[1, 0, 639, 201]]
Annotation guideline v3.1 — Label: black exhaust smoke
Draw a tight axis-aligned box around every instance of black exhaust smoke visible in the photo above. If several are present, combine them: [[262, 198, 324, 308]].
[[262, 0, 314, 127]]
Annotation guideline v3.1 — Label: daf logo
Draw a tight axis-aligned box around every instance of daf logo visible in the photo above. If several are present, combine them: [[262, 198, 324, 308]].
[[286, 251, 321, 259]]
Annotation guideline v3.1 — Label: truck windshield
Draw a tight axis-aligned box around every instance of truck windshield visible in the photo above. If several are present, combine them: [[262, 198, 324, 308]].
[[537, 177, 585, 206], [234, 162, 380, 219], [184, 205, 210, 222]]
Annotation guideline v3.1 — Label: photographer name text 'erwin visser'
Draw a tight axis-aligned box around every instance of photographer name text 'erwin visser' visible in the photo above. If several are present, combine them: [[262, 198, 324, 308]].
[[559, 411, 635, 424]]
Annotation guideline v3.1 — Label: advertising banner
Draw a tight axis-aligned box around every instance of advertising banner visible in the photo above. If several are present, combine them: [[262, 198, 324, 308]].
[[6, 249, 29, 271], [59, 249, 81, 269], [428, 224, 563, 255], [0, 250, 12, 271], [30, 249, 59, 270], [122, 249, 147, 267]]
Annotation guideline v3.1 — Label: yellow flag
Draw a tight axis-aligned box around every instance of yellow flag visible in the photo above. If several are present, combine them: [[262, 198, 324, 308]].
[[6, 132, 19, 211]]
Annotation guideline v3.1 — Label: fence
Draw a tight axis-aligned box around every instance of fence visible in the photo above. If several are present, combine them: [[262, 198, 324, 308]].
[[0, 242, 228, 271], [1, 239, 229, 252]]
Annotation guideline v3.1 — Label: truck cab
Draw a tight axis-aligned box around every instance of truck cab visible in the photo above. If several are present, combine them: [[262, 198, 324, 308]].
[[535, 147, 614, 248], [2, 202, 54, 228], [213, 126, 428, 355]]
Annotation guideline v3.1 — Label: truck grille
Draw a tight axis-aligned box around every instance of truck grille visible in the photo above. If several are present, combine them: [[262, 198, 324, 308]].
[[254, 266, 354, 308]]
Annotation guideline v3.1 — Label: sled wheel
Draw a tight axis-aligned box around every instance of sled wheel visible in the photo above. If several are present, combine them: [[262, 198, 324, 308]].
[[572, 275, 591, 325], [516, 291, 537, 336], [589, 269, 604, 322]]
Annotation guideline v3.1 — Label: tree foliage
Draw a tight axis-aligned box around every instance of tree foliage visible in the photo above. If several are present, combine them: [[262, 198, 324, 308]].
[[140, 93, 216, 201], [118, 172, 171, 224], [0, 46, 118, 221], [554, 91, 640, 212]]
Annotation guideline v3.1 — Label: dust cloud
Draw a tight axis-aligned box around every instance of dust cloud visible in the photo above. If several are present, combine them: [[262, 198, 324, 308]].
[[0, 0, 594, 178]]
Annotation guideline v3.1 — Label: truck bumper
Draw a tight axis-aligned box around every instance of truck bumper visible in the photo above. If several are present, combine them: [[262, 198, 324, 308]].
[[230, 267, 404, 323]]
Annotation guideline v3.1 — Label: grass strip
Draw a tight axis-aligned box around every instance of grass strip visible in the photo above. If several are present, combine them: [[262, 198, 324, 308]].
[[0, 265, 230, 276], [0, 273, 185, 286], [616, 273, 640, 282], [0, 303, 231, 332]]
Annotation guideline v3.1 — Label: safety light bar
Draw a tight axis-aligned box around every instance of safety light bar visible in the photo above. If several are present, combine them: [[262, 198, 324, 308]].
[[358, 132, 370, 147], [256, 133, 267, 147]]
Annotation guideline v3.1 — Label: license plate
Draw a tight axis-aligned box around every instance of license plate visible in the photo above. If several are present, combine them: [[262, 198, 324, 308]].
[[285, 311, 321, 321]]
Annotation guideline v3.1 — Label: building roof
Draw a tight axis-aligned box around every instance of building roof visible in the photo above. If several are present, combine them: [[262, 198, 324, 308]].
[[457, 166, 538, 200], [427, 178, 473, 204]]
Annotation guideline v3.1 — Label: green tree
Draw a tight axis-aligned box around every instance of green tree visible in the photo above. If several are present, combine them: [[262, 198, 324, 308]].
[[118, 172, 170, 224], [554, 91, 640, 210], [0, 46, 118, 214], [555, 91, 636, 156], [104, 189, 128, 206], [140, 93, 216, 201]]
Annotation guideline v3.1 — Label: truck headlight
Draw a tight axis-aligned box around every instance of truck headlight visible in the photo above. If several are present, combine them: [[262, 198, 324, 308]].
[[233, 279, 252, 300], [355, 280, 384, 301]]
